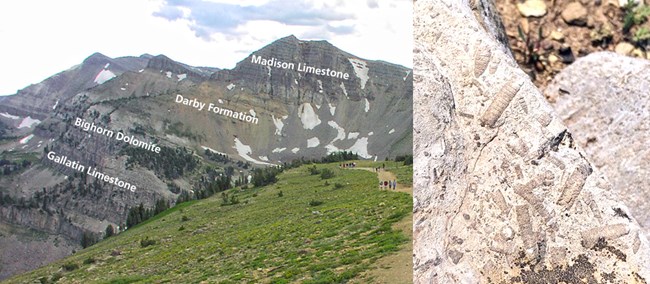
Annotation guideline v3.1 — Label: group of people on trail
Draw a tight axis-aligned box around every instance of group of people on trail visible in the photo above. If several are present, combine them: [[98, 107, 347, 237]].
[[380, 180, 397, 190], [340, 162, 356, 168], [374, 163, 386, 172]]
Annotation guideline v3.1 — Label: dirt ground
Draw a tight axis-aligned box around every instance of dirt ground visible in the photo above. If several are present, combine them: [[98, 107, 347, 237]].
[[349, 168, 412, 284], [496, 0, 650, 90]]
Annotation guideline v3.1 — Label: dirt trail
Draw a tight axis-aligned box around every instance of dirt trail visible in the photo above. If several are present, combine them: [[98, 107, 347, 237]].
[[349, 167, 412, 284]]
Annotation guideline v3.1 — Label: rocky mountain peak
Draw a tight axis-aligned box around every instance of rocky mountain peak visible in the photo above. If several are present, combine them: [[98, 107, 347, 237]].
[[147, 55, 185, 72], [82, 52, 112, 65]]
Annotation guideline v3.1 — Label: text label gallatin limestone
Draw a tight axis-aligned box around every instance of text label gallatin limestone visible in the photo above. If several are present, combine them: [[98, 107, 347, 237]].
[[47, 151, 137, 192]]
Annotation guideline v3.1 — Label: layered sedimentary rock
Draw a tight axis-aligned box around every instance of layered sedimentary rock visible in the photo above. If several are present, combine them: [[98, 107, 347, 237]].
[[413, 1, 650, 283]]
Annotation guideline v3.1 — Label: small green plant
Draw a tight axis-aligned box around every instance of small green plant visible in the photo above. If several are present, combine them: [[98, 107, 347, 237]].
[[221, 192, 240, 206], [403, 155, 413, 165], [334, 183, 345, 189], [105, 224, 115, 238], [309, 165, 320, 175], [181, 215, 190, 222], [51, 273, 62, 282], [179, 225, 185, 231], [320, 168, 335, 179], [517, 25, 544, 70], [309, 200, 324, 206], [277, 190, 284, 197], [62, 262, 79, 271], [83, 257, 96, 265], [633, 26, 650, 44], [623, 0, 650, 32], [140, 237, 156, 248]]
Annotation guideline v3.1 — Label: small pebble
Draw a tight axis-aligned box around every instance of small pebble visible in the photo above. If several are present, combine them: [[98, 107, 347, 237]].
[[550, 30, 565, 41], [615, 42, 635, 55], [517, 0, 548, 17], [561, 2, 588, 26]]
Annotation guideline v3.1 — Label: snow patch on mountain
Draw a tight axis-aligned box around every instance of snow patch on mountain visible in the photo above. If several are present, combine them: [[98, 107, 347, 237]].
[[272, 148, 286, 153], [348, 132, 359, 139], [317, 80, 323, 93], [227, 83, 236, 90], [328, 103, 336, 116], [249, 109, 256, 117], [347, 137, 371, 159], [389, 129, 395, 134], [340, 82, 348, 98], [1, 112, 19, 120], [18, 117, 41, 129], [291, 148, 300, 153], [19, 134, 34, 144], [259, 156, 269, 161], [272, 115, 285, 136], [94, 69, 116, 84], [52, 100, 59, 110], [364, 98, 370, 112], [307, 137, 320, 148], [348, 58, 369, 89], [404, 70, 411, 81], [177, 74, 187, 81], [166, 71, 172, 78], [298, 103, 321, 130], [325, 144, 340, 154], [327, 121, 346, 142], [104, 63, 110, 69], [368, 132, 374, 136], [201, 146, 227, 156], [233, 138, 274, 165]]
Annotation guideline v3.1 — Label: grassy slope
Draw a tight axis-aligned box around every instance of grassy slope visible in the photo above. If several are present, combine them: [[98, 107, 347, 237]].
[[7, 163, 411, 284]]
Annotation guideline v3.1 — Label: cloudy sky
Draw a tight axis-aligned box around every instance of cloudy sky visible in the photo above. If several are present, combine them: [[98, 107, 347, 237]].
[[0, 0, 412, 96]]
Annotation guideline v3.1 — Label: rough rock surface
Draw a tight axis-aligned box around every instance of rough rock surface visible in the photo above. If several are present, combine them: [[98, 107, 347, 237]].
[[413, 1, 650, 283], [545, 52, 650, 239]]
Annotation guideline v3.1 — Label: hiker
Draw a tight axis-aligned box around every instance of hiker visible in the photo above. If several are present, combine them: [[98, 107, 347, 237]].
[[393, 180, 397, 190], [384, 181, 388, 189], [382, 163, 385, 170], [379, 180, 383, 189]]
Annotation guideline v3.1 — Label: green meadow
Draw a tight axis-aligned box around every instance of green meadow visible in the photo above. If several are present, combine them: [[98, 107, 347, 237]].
[[8, 162, 412, 284]]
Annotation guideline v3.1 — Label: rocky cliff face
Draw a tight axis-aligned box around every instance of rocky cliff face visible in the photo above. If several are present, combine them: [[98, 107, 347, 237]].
[[0, 35, 412, 279], [413, 1, 650, 283], [545, 52, 650, 239]]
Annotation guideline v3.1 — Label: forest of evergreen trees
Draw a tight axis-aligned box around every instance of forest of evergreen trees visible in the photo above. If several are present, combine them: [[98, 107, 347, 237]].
[[0, 158, 32, 176], [121, 145, 199, 179], [125, 199, 170, 228]]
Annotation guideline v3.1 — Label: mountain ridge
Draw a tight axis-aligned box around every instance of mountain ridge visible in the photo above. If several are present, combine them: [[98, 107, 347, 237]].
[[0, 35, 412, 280]]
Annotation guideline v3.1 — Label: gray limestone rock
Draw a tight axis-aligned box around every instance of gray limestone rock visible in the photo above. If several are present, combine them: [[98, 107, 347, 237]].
[[414, 0, 650, 283], [545, 51, 650, 239]]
